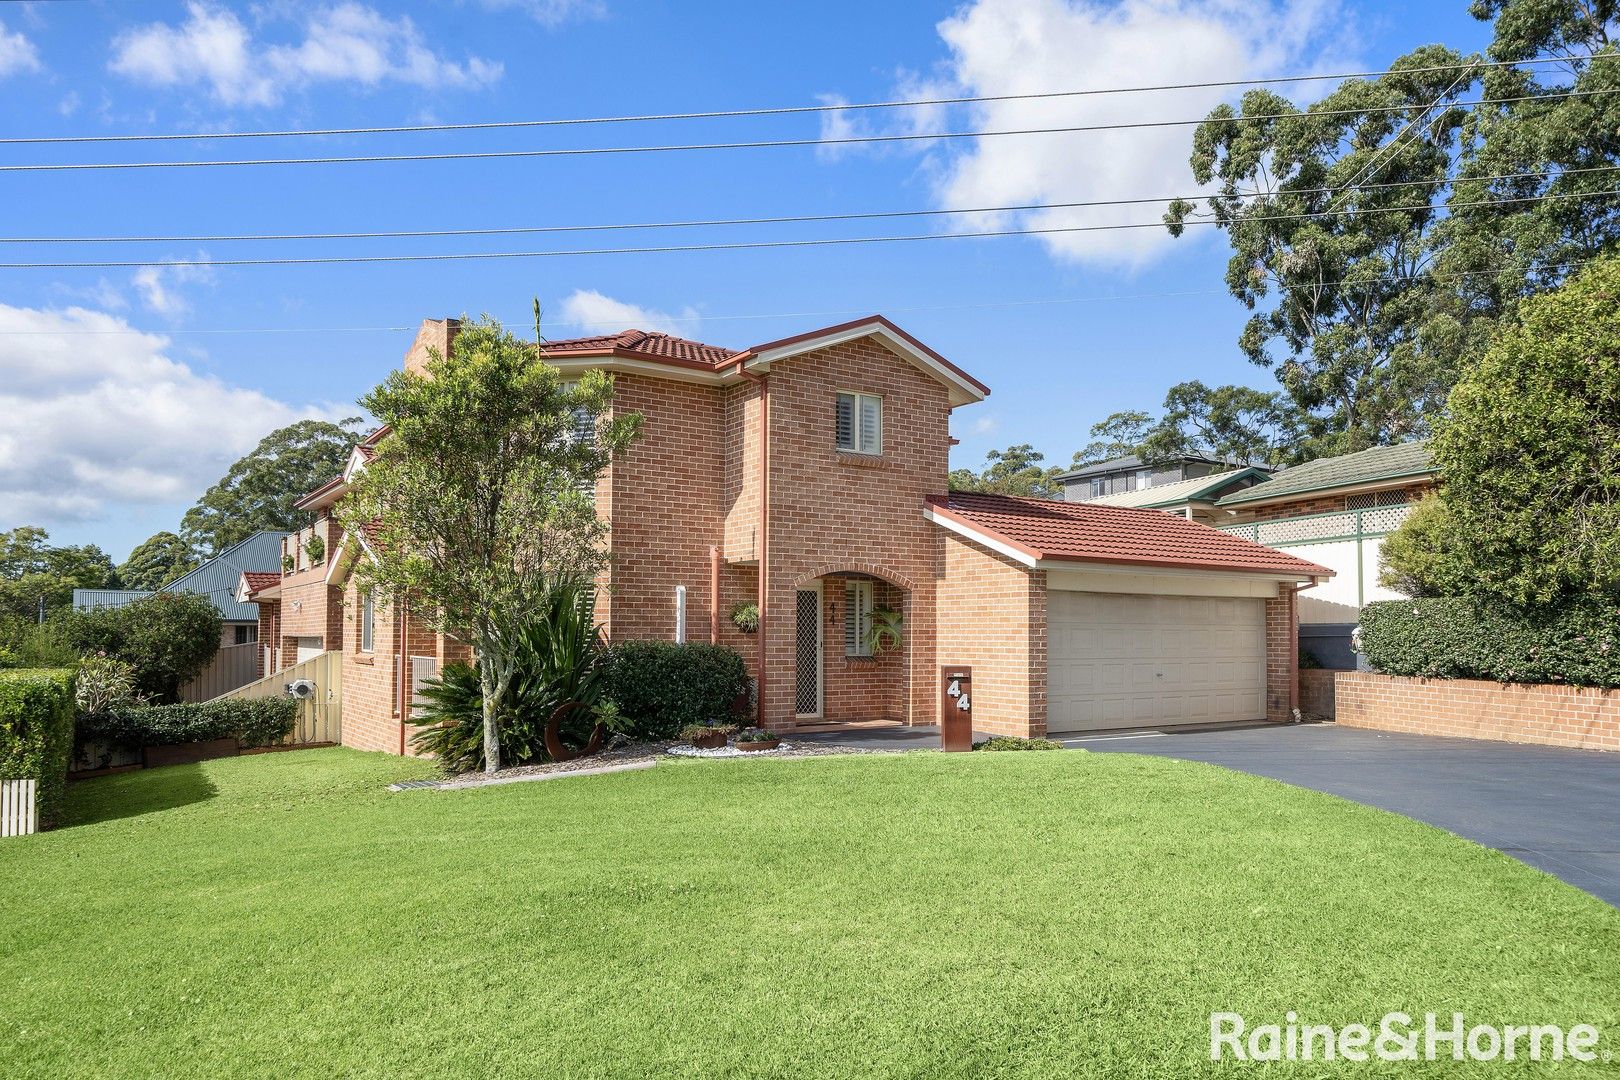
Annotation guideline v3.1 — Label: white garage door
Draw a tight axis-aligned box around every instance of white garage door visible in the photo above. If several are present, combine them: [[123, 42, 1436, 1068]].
[[1047, 592, 1265, 733]]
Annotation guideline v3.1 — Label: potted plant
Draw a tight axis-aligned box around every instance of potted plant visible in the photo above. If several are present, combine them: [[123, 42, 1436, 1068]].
[[680, 722, 736, 750], [282, 553, 296, 573], [730, 602, 759, 634], [865, 607, 903, 654], [733, 726, 781, 752], [304, 534, 326, 565]]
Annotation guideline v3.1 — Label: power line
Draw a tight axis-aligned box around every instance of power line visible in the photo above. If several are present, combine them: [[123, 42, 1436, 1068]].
[[4, 89, 1615, 173], [7, 259, 1594, 337], [2, 188, 1610, 270], [5, 165, 1613, 246], [1326, 60, 1482, 214], [6, 53, 1613, 146]]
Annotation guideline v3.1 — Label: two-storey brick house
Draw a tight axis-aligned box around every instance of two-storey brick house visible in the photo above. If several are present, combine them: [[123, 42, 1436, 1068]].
[[244, 314, 1331, 749]]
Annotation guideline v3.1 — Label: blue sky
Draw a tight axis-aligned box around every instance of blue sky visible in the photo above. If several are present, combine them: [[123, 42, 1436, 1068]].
[[0, 0, 1494, 560]]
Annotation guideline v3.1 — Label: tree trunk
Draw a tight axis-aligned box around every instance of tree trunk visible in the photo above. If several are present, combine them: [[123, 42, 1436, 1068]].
[[478, 656, 502, 774]]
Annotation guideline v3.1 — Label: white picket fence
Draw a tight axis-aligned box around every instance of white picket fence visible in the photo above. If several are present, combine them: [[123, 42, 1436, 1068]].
[[1, 779, 38, 837]]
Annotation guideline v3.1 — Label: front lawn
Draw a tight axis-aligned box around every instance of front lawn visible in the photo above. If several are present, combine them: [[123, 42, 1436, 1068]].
[[3, 748, 1616, 1077]]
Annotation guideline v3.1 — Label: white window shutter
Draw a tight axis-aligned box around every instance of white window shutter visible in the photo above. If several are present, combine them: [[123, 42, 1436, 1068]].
[[859, 395, 881, 454]]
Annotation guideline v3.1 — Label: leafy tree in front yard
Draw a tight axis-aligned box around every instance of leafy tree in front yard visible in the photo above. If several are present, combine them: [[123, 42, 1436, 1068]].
[[340, 315, 642, 773], [1432, 254, 1620, 609], [181, 418, 365, 557], [118, 531, 198, 591]]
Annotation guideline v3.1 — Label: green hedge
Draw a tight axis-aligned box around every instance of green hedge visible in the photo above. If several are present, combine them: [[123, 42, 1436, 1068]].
[[0, 669, 76, 827], [1359, 598, 1620, 688], [79, 698, 297, 753], [604, 642, 749, 739]]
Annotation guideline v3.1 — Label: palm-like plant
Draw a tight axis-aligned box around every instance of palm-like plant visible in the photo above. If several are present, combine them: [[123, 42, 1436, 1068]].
[[410, 577, 610, 772]]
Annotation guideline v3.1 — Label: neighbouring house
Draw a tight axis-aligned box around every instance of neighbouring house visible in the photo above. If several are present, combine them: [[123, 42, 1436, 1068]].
[[1056, 453, 1268, 503], [243, 315, 1331, 748], [1211, 440, 1437, 668], [74, 531, 286, 700], [1083, 467, 1273, 525]]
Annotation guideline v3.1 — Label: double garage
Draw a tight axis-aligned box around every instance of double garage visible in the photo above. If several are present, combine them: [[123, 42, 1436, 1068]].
[[927, 493, 1331, 738]]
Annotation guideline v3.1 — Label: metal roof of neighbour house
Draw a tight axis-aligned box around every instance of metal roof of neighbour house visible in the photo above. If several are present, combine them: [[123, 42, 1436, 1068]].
[[73, 588, 153, 611], [1053, 452, 1262, 483], [925, 492, 1332, 579], [157, 530, 289, 622], [1216, 440, 1436, 508], [1087, 468, 1273, 510]]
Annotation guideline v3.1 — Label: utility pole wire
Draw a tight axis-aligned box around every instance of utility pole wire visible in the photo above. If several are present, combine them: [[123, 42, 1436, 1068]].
[[4, 165, 1613, 246], [1, 188, 1610, 269], [5, 53, 1613, 145], [3, 90, 1616, 173]]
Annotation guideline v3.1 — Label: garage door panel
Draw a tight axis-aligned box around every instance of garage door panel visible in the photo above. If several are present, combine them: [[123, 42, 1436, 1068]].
[[1047, 591, 1267, 733]]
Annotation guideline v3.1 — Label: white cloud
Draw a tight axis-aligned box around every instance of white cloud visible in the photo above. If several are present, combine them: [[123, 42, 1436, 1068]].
[[0, 19, 41, 78], [0, 303, 346, 524], [822, 0, 1353, 268], [477, 0, 608, 26], [109, 3, 502, 107], [131, 255, 216, 317], [555, 290, 702, 336], [971, 415, 999, 436]]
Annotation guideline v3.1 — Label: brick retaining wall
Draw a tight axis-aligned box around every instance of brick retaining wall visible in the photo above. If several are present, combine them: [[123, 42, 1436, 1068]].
[[1335, 671, 1619, 751], [1299, 668, 1336, 718]]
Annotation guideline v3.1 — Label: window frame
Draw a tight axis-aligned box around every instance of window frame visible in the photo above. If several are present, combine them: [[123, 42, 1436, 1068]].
[[1136, 467, 1153, 490], [1088, 476, 1107, 498], [844, 579, 875, 658], [835, 391, 883, 456], [360, 592, 375, 654]]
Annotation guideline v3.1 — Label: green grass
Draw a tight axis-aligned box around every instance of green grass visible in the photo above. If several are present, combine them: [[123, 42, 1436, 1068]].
[[2, 748, 1617, 1078]]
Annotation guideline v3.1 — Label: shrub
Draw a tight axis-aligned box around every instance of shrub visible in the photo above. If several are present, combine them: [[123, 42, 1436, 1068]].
[[678, 722, 736, 741], [973, 736, 1064, 751], [303, 534, 326, 564], [74, 654, 145, 714], [54, 592, 221, 702], [80, 698, 296, 753], [0, 669, 75, 826], [733, 726, 777, 743], [1377, 494, 1470, 599], [604, 642, 749, 739], [1358, 598, 1620, 688], [411, 582, 609, 773]]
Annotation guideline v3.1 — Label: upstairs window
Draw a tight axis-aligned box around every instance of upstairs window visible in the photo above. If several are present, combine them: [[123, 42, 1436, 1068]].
[[1136, 468, 1153, 489], [845, 580, 874, 657], [360, 593, 375, 653], [835, 392, 882, 455], [1088, 477, 1107, 498]]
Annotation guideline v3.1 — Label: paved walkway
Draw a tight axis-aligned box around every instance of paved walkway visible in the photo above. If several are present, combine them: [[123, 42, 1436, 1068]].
[[797, 721, 1620, 906]]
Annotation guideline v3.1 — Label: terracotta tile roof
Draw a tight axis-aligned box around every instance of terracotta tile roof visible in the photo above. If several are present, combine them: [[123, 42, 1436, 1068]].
[[928, 492, 1333, 578], [539, 329, 738, 367], [241, 571, 281, 596]]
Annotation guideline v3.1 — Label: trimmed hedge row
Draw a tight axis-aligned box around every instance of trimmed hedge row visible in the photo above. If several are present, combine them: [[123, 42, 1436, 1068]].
[[0, 669, 76, 826], [79, 698, 298, 753], [604, 642, 749, 739], [1359, 598, 1620, 688]]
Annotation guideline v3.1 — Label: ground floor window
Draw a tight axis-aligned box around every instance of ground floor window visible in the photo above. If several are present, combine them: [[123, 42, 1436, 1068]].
[[844, 579, 874, 657]]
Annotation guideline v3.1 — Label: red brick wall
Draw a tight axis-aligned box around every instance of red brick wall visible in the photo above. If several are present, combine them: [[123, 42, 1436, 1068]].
[[1299, 667, 1336, 718], [1335, 671, 1620, 751], [935, 532, 1046, 738], [818, 575, 906, 723], [338, 583, 469, 755], [758, 338, 952, 731], [1264, 586, 1298, 722]]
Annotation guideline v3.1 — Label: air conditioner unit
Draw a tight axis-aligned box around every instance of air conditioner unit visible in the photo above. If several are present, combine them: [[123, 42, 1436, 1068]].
[[287, 679, 317, 699]]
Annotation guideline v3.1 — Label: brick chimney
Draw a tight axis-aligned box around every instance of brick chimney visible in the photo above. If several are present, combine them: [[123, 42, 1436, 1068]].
[[403, 317, 460, 376]]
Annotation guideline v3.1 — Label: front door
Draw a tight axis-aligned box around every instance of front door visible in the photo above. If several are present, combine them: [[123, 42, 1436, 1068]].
[[794, 586, 822, 717]]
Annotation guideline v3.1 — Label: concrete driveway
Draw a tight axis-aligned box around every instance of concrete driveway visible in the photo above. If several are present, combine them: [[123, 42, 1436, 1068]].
[[1067, 723, 1620, 907]]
